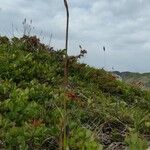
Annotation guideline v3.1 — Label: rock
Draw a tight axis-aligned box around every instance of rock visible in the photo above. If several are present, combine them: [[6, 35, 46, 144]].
[[106, 142, 126, 150], [0, 140, 5, 149], [101, 133, 112, 145]]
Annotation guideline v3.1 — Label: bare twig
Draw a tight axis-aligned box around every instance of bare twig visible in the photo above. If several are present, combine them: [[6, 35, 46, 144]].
[[64, 0, 69, 86], [62, 1, 69, 150]]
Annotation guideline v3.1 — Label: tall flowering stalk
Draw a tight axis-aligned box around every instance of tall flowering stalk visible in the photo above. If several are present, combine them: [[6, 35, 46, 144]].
[[63, 0, 69, 150]]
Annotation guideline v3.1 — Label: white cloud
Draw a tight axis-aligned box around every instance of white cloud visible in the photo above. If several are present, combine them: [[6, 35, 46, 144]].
[[0, 0, 150, 72]]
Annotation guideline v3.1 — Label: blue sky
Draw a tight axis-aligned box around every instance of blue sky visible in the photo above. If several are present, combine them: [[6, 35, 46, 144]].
[[0, 0, 150, 72]]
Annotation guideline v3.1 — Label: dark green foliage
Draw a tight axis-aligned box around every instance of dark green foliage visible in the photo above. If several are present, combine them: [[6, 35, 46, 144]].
[[0, 36, 10, 45]]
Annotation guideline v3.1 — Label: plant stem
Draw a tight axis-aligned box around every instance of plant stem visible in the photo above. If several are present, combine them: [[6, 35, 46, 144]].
[[63, 0, 69, 150]]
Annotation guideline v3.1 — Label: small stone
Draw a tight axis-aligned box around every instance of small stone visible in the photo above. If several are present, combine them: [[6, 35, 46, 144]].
[[0, 140, 4, 149], [101, 133, 112, 145], [106, 142, 126, 150]]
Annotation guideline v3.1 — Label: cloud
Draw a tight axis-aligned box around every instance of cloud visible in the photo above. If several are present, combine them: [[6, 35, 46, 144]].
[[0, 0, 150, 72]]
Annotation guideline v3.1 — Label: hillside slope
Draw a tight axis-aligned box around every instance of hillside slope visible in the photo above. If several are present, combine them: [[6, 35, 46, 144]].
[[0, 36, 150, 150]]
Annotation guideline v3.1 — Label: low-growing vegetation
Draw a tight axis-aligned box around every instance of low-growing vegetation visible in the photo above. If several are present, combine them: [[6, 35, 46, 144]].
[[0, 36, 150, 149]]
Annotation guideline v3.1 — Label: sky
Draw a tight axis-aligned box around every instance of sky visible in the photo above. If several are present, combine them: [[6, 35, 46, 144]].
[[0, 0, 150, 72]]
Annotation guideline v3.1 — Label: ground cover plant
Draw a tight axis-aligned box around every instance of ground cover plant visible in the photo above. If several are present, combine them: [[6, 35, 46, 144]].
[[0, 36, 150, 149]]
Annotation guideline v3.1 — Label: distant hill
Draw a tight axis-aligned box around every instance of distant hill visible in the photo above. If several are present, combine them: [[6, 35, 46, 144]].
[[113, 71, 150, 90]]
